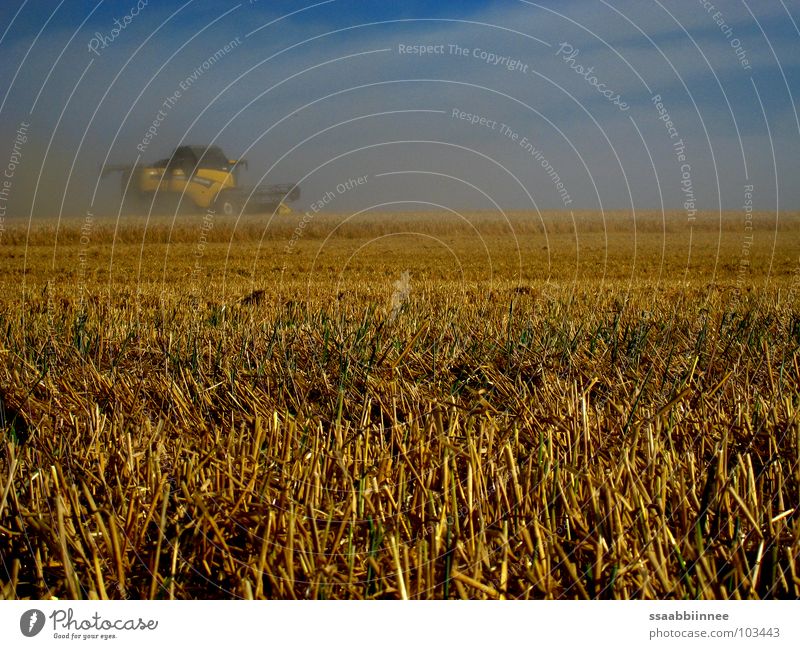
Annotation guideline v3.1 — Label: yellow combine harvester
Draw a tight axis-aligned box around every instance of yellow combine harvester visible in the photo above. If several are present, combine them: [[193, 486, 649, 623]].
[[102, 145, 299, 215]]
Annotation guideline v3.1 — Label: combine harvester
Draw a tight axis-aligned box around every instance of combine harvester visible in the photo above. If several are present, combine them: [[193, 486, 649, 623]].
[[102, 145, 300, 216]]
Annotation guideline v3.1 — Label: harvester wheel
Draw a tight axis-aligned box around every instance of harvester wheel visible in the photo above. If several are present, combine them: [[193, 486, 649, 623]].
[[214, 192, 241, 217]]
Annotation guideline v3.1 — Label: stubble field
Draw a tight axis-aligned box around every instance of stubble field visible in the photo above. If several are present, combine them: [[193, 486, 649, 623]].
[[0, 210, 799, 599]]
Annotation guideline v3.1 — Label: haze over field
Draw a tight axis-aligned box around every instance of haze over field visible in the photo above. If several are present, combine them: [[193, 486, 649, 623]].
[[0, 0, 798, 220]]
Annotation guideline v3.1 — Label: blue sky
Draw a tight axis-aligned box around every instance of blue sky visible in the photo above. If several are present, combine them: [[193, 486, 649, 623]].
[[0, 0, 798, 216]]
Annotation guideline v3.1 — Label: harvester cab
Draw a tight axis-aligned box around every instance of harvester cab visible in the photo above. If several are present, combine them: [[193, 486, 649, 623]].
[[102, 145, 299, 216]]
